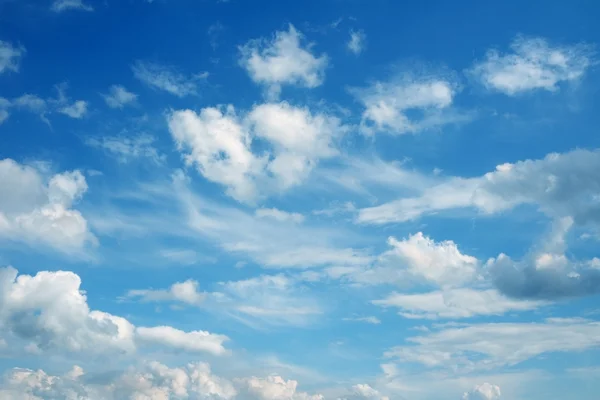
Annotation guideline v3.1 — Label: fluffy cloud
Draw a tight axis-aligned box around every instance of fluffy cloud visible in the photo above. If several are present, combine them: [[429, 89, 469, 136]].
[[373, 288, 546, 319], [51, 0, 94, 12], [0, 266, 229, 356], [463, 383, 501, 400], [0, 40, 25, 74], [353, 73, 465, 135], [488, 217, 600, 299], [0, 159, 95, 253], [239, 24, 328, 98], [347, 30, 366, 55], [168, 101, 344, 203], [132, 61, 205, 97], [85, 134, 164, 164], [358, 148, 600, 225], [0, 362, 237, 399], [102, 84, 138, 108], [239, 375, 323, 400], [385, 318, 600, 371], [468, 36, 593, 95]]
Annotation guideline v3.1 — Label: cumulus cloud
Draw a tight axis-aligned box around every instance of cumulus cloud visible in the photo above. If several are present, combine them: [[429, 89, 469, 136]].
[[51, 0, 94, 12], [468, 36, 594, 95], [352, 72, 467, 135], [342, 383, 389, 400], [102, 84, 138, 108], [85, 134, 164, 164], [239, 24, 328, 98], [463, 383, 501, 400], [168, 101, 344, 203], [239, 375, 324, 400], [0, 266, 230, 356], [0, 361, 237, 399], [347, 30, 366, 55], [358, 148, 600, 225], [132, 61, 205, 97], [0, 40, 25, 74], [0, 159, 95, 253]]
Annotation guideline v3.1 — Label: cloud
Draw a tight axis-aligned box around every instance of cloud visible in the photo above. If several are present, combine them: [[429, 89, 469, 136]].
[[385, 318, 600, 372], [347, 30, 366, 55], [468, 36, 594, 95], [85, 134, 164, 164], [239, 24, 328, 98], [373, 288, 546, 319], [0, 266, 230, 356], [342, 316, 381, 325], [126, 279, 206, 306], [0, 361, 237, 399], [168, 101, 344, 203], [136, 326, 229, 355], [352, 73, 467, 135], [127, 274, 323, 328], [51, 0, 94, 12], [238, 375, 324, 400], [0, 159, 95, 253], [210, 274, 323, 327], [102, 84, 138, 108], [255, 208, 305, 223], [0, 40, 25, 74], [132, 61, 204, 97], [488, 217, 600, 300], [58, 99, 88, 118], [358, 148, 600, 225], [343, 383, 389, 400], [463, 383, 501, 400]]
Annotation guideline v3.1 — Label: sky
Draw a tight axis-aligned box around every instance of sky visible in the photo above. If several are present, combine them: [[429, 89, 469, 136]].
[[1, 0, 600, 399]]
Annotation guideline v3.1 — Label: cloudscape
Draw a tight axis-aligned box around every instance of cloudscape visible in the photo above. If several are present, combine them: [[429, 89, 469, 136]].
[[1, 0, 599, 399]]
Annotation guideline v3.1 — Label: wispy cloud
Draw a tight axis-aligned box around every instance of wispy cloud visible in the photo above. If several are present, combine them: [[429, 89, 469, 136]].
[[132, 61, 206, 97]]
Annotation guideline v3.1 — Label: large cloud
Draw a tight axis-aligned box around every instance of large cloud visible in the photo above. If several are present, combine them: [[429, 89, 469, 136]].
[[168, 102, 344, 203], [0, 159, 95, 253], [468, 36, 593, 95], [0, 266, 229, 356]]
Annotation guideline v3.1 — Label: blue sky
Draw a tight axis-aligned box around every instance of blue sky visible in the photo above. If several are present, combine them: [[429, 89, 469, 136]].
[[1, 0, 600, 399]]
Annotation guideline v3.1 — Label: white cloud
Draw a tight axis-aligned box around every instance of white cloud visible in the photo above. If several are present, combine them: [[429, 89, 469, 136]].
[[344, 383, 389, 400], [132, 61, 203, 97], [385, 318, 600, 371], [168, 101, 344, 203], [373, 288, 546, 319], [255, 208, 305, 223], [0, 159, 95, 253], [342, 316, 381, 325], [381, 232, 478, 288], [353, 73, 466, 135], [468, 36, 594, 95], [0, 266, 230, 357], [358, 148, 600, 225], [58, 100, 88, 118], [463, 383, 501, 400], [0, 361, 237, 399], [51, 0, 93, 12], [0, 40, 25, 74], [239, 24, 328, 98], [347, 30, 366, 55], [211, 275, 322, 328], [239, 375, 324, 400], [126, 279, 206, 306], [102, 84, 138, 108], [85, 134, 164, 164], [136, 326, 229, 355]]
